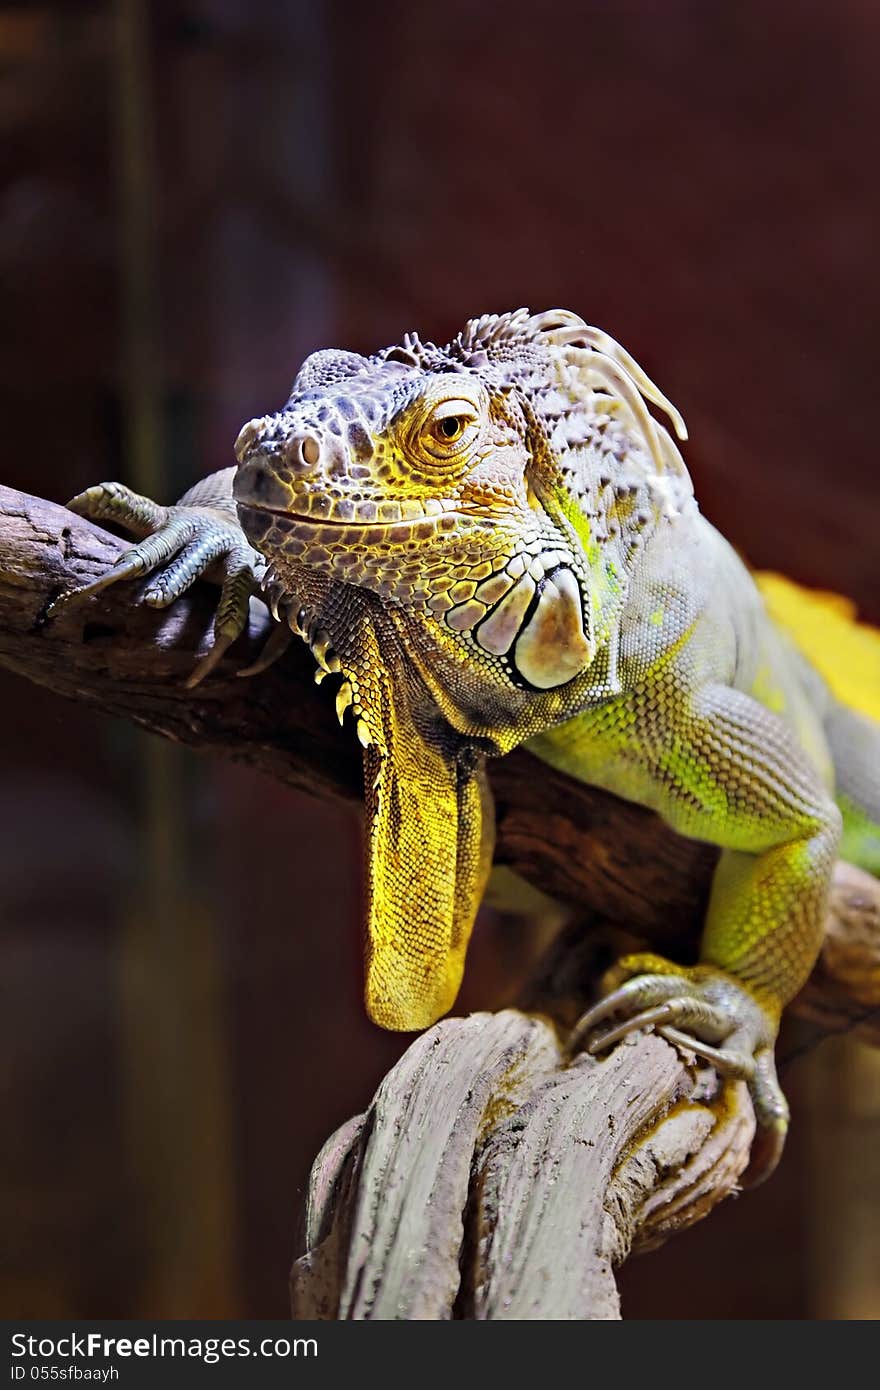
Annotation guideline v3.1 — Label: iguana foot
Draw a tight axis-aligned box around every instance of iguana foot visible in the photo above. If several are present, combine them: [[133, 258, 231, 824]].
[[55, 482, 278, 685], [568, 952, 788, 1183]]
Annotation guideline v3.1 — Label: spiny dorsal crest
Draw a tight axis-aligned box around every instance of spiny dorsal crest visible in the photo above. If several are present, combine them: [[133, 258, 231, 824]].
[[451, 308, 693, 519], [452, 307, 588, 354]]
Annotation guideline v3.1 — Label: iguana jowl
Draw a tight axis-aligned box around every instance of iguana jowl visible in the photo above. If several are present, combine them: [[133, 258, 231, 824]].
[[62, 308, 880, 1176]]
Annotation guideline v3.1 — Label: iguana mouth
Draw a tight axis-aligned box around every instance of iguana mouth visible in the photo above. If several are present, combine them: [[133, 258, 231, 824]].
[[240, 500, 370, 526], [237, 498, 458, 538], [234, 445, 460, 531]]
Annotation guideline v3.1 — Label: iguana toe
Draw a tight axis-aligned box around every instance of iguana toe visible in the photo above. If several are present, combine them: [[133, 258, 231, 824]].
[[569, 952, 788, 1183], [59, 482, 273, 685]]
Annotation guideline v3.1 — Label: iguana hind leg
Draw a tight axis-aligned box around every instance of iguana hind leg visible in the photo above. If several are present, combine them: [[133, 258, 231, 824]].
[[570, 956, 788, 1180], [568, 680, 842, 1180]]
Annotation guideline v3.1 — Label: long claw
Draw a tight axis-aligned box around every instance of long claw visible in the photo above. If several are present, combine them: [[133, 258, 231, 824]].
[[56, 519, 197, 619], [236, 622, 293, 678], [751, 1049, 788, 1121], [186, 557, 262, 684], [568, 975, 696, 1057], [657, 1026, 755, 1079], [185, 629, 240, 688], [583, 1000, 734, 1050], [744, 1124, 787, 1187], [45, 550, 159, 617], [585, 1013, 656, 1053], [742, 1056, 788, 1186]]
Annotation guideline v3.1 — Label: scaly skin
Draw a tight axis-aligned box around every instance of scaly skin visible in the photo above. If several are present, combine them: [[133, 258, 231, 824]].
[[61, 308, 880, 1177]]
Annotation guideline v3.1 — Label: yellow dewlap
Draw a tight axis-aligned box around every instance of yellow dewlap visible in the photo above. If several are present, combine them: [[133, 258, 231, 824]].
[[756, 572, 880, 722]]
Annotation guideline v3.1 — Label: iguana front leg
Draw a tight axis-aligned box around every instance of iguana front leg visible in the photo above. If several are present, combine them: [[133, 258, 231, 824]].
[[55, 469, 280, 683], [557, 682, 842, 1178]]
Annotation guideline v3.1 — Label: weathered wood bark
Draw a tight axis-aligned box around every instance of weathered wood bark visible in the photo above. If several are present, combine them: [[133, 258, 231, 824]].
[[2, 483, 879, 1318], [289, 855, 880, 1320], [290, 1014, 758, 1320]]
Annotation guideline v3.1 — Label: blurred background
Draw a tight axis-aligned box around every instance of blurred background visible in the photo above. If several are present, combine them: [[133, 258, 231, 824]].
[[1, 0, 878, 1319]]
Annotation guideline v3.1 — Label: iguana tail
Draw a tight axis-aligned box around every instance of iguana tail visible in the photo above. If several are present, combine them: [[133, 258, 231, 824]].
[[756, 572, 880, 873]]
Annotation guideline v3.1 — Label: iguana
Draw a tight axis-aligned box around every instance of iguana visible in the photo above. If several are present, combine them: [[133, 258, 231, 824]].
[[59, 308, 880, 1177]]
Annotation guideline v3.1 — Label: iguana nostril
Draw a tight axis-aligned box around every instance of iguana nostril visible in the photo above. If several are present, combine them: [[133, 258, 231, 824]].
[[285, 433, 322, 472]]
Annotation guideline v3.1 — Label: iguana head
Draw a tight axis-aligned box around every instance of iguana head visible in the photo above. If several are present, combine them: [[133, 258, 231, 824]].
[[232, 310, 692, 1031], [233, 308, 691, 729]]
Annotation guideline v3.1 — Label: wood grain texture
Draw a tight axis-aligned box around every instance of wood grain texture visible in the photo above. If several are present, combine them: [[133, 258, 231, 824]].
[[290, 1013, 756, 1320]]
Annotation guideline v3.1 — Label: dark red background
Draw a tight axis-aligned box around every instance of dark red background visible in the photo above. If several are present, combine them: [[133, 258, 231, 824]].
[[1, 1, 877, 1317]]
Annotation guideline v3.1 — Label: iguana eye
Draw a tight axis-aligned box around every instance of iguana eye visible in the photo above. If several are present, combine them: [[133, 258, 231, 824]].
[[435, 416, 464, 442], [422, 398, 479, 458]]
